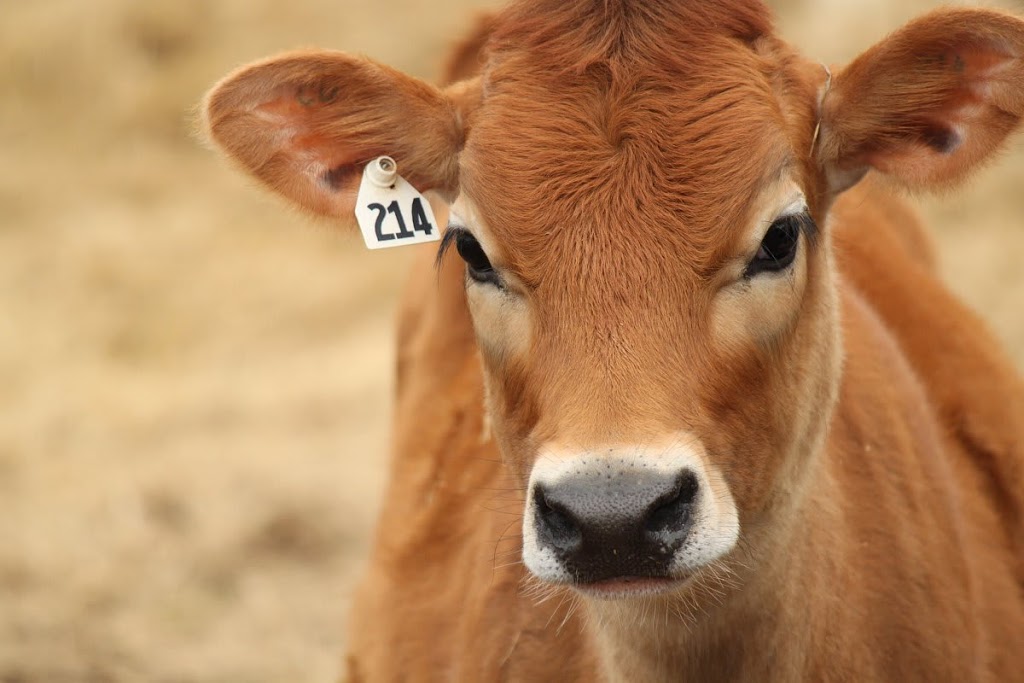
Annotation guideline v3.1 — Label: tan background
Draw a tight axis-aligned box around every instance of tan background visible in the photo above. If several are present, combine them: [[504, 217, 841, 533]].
[[1, 0, 1022, 681]]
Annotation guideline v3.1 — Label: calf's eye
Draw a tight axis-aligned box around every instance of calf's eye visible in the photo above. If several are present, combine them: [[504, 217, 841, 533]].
[[745, 213, 807, 278], [455, 230, 500, 286]]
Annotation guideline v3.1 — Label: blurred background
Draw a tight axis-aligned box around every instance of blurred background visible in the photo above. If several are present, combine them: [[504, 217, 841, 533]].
[[1, 0, 1022, 681]]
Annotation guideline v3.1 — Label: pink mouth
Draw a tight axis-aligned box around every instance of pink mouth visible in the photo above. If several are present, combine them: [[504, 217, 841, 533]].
[[575, 575, 688, 600]]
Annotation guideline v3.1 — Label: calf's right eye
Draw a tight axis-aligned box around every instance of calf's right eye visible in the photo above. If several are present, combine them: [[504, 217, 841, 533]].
[[455, 230, 500, 286]]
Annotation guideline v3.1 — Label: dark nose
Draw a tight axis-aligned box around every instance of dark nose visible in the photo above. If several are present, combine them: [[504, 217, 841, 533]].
[[532, 469, 699, 583]]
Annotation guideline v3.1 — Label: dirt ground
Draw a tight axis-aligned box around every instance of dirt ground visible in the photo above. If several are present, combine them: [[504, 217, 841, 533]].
[[1, 0, 1022, 681]]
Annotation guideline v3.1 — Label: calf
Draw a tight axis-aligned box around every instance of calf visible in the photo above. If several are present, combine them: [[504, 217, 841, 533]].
[[204, 1, 1024, 680]]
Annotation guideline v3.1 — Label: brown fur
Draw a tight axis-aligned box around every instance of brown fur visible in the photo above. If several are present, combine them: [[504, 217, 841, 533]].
[[203, 1, 1024, 680]]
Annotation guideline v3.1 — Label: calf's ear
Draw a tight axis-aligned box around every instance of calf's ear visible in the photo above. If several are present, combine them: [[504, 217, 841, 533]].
[[202, 51, 475, 221], [818, 9, 1024, 194]]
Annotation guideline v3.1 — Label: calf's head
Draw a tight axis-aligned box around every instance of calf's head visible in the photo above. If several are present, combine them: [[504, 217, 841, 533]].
[[204, 1, 1024, 598]]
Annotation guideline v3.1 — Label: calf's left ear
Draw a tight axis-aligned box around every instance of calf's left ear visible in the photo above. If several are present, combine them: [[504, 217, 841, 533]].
[[818, 9, 1024, 194]]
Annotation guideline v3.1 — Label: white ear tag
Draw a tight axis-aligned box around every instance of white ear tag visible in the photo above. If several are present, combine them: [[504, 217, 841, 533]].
[[354, 156, 441, 250]]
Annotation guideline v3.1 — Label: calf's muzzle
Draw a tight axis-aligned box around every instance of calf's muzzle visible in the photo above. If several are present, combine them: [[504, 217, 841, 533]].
[[532, 468, 699, 584]]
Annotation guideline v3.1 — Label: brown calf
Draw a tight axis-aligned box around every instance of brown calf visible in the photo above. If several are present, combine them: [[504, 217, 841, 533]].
[[204, 1, 1024, 680]]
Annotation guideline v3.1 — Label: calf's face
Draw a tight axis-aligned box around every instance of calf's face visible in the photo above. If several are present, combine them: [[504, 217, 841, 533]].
[[449, 35, 836, 593], [203, 3, 1024, 597]]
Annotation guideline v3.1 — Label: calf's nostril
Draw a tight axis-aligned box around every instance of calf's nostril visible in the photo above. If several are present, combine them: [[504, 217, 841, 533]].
[[534, 486, 583, 552], [643, 471, 699, 536]]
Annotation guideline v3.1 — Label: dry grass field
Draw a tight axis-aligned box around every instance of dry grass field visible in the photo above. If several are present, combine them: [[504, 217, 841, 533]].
[[1, 0, 1022, 681]]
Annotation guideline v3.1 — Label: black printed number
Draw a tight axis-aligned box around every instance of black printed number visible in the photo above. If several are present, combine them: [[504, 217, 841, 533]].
[[368, 203, 392, 241], [388, 200, 414, 239], [410, 198, 434, 236], [368, 198, 434, 242]]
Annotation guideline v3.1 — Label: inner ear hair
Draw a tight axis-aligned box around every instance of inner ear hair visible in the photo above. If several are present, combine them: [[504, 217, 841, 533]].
[[808, 63, 832, 157]]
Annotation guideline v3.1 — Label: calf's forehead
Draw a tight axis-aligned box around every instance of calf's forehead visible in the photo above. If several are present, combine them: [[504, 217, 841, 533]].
[[460, 45, 795, 290]]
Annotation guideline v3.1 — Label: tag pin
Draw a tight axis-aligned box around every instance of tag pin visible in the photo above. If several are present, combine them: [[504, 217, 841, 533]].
[[367, 156, 398, 188]]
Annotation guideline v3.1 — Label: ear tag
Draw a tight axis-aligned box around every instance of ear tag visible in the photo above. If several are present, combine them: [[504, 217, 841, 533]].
[[354, 156, 440, 250]]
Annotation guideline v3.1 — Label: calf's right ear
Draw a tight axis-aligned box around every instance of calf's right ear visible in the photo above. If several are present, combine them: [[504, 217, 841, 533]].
[[202, 51, 476, 221]]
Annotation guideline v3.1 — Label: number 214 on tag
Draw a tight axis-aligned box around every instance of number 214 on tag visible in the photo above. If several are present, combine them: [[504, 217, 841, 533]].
[[354, 157, 441, 250]]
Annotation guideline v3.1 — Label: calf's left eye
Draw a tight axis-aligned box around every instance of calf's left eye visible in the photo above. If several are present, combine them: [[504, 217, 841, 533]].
[[745, 213, 806, 278]]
